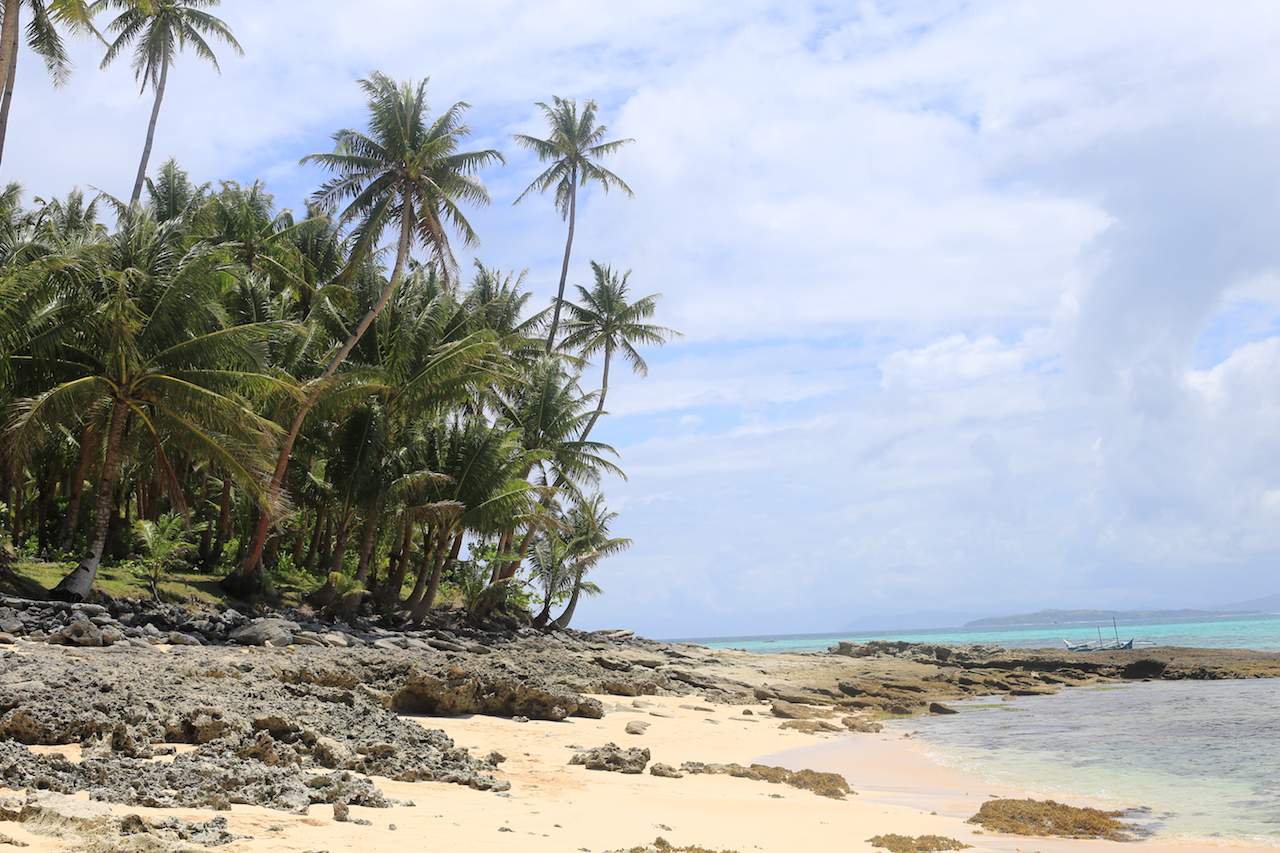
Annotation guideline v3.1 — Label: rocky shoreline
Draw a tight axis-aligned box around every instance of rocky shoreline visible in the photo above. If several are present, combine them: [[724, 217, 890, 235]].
[[2, 595, 1280, 849]]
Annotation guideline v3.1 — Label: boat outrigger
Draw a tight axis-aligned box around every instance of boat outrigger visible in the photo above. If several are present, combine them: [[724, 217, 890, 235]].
[[1063, 618, 1153, 652]]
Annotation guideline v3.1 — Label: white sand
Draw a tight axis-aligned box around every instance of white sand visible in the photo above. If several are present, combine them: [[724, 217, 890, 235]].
[[2, 694, 1269, 851]]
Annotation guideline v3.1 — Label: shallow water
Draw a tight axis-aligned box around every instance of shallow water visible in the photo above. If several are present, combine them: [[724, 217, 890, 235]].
[[903, 679, 1280, 841], [690, 614, 1280, 653]]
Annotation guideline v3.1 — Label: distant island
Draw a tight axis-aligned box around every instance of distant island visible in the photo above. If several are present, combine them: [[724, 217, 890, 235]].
[[966, 594, 1280, 629]]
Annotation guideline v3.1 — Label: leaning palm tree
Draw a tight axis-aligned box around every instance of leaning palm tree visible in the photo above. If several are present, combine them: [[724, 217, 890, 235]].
[[222, 72, 502, 596], [513, 97, 633, 352], [560, 261, 676, 442], [95, 0, 242, 206], [552, 493, 629, 629], [0, 0, 100, 165], [5, 210, 285, 600]]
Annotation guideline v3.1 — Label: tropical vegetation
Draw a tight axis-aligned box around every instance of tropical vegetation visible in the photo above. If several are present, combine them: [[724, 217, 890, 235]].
[[0, 3, 672, 629]]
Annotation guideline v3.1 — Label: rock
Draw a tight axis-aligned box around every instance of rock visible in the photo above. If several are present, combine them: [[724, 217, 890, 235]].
[[649, 763, 683, 779], [332, 801, 350, 822], [928, 702, 958, 715], [99, 627, 126, 646], [312, 737, 354, 769], [779, 719, 842, 734], [229, 618, 295, 647], [166, 631, 203, 646], [678, 761, 851, 799], [49, 620, 103, 647], [770, 700, 830, 720], [485, 751, 506, 766], [568, 743, 650, 774], [841, 716, 883, 733], [391, 668, 602, 721], [0, 633, 15, 645], [624, 720, 650, 736]]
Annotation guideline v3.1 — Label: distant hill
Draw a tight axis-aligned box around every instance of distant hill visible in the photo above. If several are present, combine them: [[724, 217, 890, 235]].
[[1216, 593, 1280, 613], [964, 607, 1241, 629]]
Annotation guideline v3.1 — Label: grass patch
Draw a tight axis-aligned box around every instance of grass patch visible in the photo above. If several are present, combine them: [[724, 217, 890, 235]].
[[868, 835, 971, 852], [1, 560, 321, 608], [968, 798, 1137, 841]]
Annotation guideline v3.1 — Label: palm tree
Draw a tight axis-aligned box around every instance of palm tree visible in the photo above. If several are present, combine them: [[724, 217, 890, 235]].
[[95, 0, 242, 207], [223, 73, 502, 595], [0, 0, 101, 166], [4, 210, 284, 600], [561, 262, 676, 442], [552, 493, 628, 629], [513, 97, 633, 352]]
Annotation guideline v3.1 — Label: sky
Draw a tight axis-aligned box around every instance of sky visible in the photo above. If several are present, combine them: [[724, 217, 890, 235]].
[[9, 1, 1280, 637]]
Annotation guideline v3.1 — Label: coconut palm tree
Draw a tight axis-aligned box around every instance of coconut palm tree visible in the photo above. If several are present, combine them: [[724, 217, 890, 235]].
[[512, 97, 633, 352], [0, 0, 102, 166], [4, 209, 285, 600], [561, 262, 676, 442], [95, 0, 242, 207], [551, 493, 628, 629], [223, 72, 502, 596]]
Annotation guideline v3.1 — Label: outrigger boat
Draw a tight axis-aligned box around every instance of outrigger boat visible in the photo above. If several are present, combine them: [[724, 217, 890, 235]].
[[1062, 618, 1152, 652]]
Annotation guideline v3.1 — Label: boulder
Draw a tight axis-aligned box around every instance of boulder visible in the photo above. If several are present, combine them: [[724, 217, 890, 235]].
[[649, 763, 683, 779], [624, 720, 650, 736], [569, 743, 650, 774], [229, 619, 294, 647]]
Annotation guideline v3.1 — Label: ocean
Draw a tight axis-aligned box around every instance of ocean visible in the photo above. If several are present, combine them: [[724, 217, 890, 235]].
[[689, 613, 1280, 653], [902, 679, 1280, 841]]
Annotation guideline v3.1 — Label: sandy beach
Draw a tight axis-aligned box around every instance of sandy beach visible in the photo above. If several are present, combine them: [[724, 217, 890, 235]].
[[2, 688, 1272, 852]]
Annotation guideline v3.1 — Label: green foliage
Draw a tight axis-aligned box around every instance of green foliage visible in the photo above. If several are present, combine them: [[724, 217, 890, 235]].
[[0, 72, 671, 618], [133, 512, 201, 601]]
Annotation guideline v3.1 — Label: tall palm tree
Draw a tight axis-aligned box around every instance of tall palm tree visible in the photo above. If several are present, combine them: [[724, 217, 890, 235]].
[[223, 72, 502, 596], [95, 0, 241, 207], [561, 261, 675, 442], [0, 0, 101, 166], [512, 97, 633, 352], [4, 210, 284, 600]]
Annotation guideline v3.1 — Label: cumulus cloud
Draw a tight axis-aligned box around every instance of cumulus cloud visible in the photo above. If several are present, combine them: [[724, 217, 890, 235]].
[[10, 1, 1280, 635]]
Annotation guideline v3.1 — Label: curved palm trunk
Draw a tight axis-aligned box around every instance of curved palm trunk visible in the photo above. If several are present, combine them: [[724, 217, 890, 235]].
[[531, 596, 553, 629], [224, 209, 415, 598], [544, 169, 578, 352], [130, 58, 168, 207], [578, 342, 612, 443], [51, 402, 127, 602], [0, 2, 20, 167], [551, 572, 584, 629], [412, 530, 462, 625]]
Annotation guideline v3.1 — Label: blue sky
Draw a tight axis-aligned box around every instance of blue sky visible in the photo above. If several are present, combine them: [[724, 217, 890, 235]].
[[10, 1, 1280, 637]]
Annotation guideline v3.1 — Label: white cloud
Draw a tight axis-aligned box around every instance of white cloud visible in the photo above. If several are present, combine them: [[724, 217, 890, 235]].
[[10, 1, 1280, 635]]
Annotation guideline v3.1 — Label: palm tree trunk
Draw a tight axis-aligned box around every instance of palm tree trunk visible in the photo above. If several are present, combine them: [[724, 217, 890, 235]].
[[499, 523, 536, 581], [491, 528, 513, 583], [209, 475, 232, 566], [578, 343, 612, 442], [545, 168, 578, 352], [51, 401, 127, 602], [551, 573, 584, 629], [354, 505, 380, 584], [404, 528, 442, 611], [378, 520, 419, 606], [0, 1, 20, 168], [301, 504, 326, 573], [58, 424, 98, 553], [225, 206, 416, 597], [130, 57, 168, 207], [412, 529, 461, 624]]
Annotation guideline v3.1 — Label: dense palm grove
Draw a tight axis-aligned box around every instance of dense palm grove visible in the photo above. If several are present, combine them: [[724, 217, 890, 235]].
[[0, 2, 675, 628]]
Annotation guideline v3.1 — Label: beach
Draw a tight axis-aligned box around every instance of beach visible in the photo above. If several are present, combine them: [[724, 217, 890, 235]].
[[2, 600, 1280, 852], [0, 693, 1270, 852]]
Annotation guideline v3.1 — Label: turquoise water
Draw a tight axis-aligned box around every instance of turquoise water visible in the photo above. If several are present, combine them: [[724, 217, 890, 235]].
[[690, 613, 1280, 653], [905, 679, 1280, 841]]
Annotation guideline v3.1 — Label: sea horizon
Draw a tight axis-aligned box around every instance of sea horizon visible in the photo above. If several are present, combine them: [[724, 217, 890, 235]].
[[681, 611, 1280, 653]]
